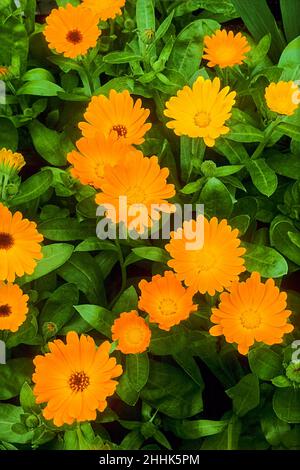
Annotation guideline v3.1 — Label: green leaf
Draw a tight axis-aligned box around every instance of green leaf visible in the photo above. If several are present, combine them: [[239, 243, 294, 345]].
[[22, 68, 55, 83], [17, 80, 63, 96], [229, 215, 250, 235], [103, 52, 143, 64], [214, 138, 249, 164], [20, 382, 39, 414], [39, 218, 95, 241], [117, 371, 139, 406], [149, 325, 188, 356], [0, 118, 18, 151], [126, 353, 149, 392], [0, 359, 33, 400], [20, 244, 74, 284], [270, 216, 300, 265], [132, 247, 170, 264], [75, 238, 118, 253], [39, 283, 79, 333], [112, 286, 138, 314], [261, 410, 290, 446], [173, 353, 204, 388], [227, 124, 264, 143], [29, 120, 69, 166], [226, 374, 260, 417], [280, 1, 300, 41], [120, 430, 144, 450], [246, 159, 277, 196], [248, 346, 283, 380], [165, 418, 228, 439], [74, 305, 113, 338], [140, 360, 203, 418], [273, 388, 300, 423], [214, 165, 244, 177], [0, 405, 33, 444], [268, 152, 300, 179], [200, 177, 233, 218], [242, 242, 288, 278], [10, 170, 53, 206], [278, 35, 300, 67], [277, 122, 300, 142]]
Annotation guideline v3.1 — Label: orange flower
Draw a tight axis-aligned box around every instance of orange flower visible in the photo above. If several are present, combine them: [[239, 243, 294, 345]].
[[203, 30, 250, 68], [95, 152, 175, 234], [32, 332, 122, 426], [111, 310, 151, 354], [166, 216, 246, 296], [79, 90, 152, 146], [0, 283, 29, 332], [82, 0, 126, 21], [138, 271, 197, 331], [209, 272, 294, 355], [164, 77, 236, 147], [0, 148, 25, 179], [265, 81, 300, 116], [0, 66, 9, 79], [43, 4, 101, 59], [67, 133, 141, 189], [0, 204, 43, 282]]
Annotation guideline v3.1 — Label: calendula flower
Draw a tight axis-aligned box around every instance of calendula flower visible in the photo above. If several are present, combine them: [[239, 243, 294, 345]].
[[203, 30, 250, 68], [166, 216, 246, 296], [0, 148, 25, 180], [0, 283, 29, 332], [82, 0, 126, 21], [0, 66, 9, 79], [79, 90, 152, 146], [209, 272, 294, 355], [43, 4, 101, 59], [138, 271, 197, 331], [164, 77, 236, 147], [67, 133, 141, 189], [265, 81, 300, 116], [95, 152, 175, 234], [0, 203, 43, 282], [111, 310, 151, 354], [33, 332, 122, 427]]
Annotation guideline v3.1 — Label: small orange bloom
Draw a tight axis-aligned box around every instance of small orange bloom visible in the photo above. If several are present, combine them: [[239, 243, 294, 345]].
[[82, 0, 126, 21], [0, 283, 29, 332], [203, 30, 250, 68], [33, 332, 122, 426], [166, 216, 246, 296], [0, 66, 9, 79], [67, 133, 141, 189], [138, 271, 197, 331], [43, 4, 101, 59], [0, 204, 43, 282], [111, 310, 151, 354], [0, 148, 25, 178], [79, 90, 152, 146], [265, 81, 300, 116], [209, 272, 294, 355]]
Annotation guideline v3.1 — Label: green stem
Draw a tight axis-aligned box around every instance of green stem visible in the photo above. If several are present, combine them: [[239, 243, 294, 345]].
[[250, 116, 282, 160], [79, 58, 94, 96], [109, 238, 127, 309], [227, 419, 234, 450]]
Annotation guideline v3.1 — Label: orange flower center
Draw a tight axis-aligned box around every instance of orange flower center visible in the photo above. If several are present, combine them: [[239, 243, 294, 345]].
[[194, 112, 210, 128], [66, 29, 83, 45], [69, 371, 90, 392], [0, 304, 12, 317], [111, 124, 128, 138], [196, 250, 216, 272], [215, 44, 236, 62], [126, 327, 144, 345], [158, 298, 177, 317], [0, 232, 14, 250], [240, 309, 261, 329], [126, 186, 147, 205]]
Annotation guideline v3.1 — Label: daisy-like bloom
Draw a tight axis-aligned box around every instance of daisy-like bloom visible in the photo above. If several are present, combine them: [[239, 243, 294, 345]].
[[82, 0, 126, 21], [166, 216, 246, 296], [209, 272, 294, 355], [164, 77, 236, 147], [265, 81, 300, 116], [203, 30, 250, 68], [95, 152, 175, 234], [0, 282, 29, 332], [0, 66, 9, 79], [43, 4, 101, 59], [67, 133, 141, 189], [0, 203, 43, 282], [79, 90, 152, 146], [111, 310, 151, 354], [138, 271, 198, 331], [32, 332, 122, 427], [0, 148, 25, 180]]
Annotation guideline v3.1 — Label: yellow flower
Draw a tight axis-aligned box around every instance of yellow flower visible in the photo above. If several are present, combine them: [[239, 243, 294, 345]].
[[265, 81, 300, 116], [203, 30, 250, 68], [138, 271, 198, 331], [0, 148, 25, 179], [79, 90, 152, 146], [164, 76, 236, 147], [82, 0, 126, 21], [111, 310, 151, 354], [0, 282, 29, 332], [210, 272, 294, 355], [43, 4, 101, 59], [33, 332, 122, 426]]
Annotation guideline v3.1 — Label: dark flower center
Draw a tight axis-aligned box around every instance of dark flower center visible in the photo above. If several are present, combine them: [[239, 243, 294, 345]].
[[0, 232, 14, 250], [69, 371, 90, 392], [111, 124, 128, 138], [66, 29, 83, 45], [0, 304, 12, 317]]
